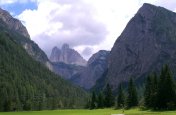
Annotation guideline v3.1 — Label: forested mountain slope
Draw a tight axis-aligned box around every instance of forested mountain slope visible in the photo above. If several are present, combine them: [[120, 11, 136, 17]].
[[0, 9, 88, 111]]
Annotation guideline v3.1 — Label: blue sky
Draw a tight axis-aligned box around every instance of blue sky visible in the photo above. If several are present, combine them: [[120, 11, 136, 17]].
[[1, 0, 176, 60], [0, 0, 37, 16]]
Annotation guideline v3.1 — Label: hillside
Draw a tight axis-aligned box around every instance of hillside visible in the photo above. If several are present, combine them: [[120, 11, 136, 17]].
[[0, 29, 88, 111]]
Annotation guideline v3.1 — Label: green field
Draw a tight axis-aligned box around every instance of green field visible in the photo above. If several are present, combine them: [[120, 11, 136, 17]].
[[0, 109, 176, 115]]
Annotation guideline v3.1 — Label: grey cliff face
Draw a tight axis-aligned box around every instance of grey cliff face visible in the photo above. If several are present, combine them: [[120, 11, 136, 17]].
[[50, 44, 87, 66], [0, 8, 30, 38], [52, 62, 85, 80], [71, 50, 109, 89], [105, 3, 176, 89]]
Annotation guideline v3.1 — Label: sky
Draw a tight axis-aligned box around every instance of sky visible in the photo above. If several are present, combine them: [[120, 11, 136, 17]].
[[1, 0, 176, 60]]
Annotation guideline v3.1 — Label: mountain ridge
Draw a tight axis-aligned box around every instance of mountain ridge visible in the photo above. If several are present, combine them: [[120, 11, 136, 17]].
[[100, 3, 176, 90], [71, 50, 109, 89], [0, 8, 30, 38]]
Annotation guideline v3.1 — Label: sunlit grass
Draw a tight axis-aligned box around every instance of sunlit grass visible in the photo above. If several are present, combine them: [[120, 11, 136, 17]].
[[0, 108, 176, 115]]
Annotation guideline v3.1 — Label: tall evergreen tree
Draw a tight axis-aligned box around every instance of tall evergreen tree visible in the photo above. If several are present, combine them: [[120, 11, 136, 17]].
[[150, 73, 158, 109], [157, 65, 176, 110], [144, 73, 158, 109], [116, 84, 125, 108], [90, 91, 96, 109], [97, 92, 104, 108], [144, 75, 152, 108], [126, 78, 138, 108], [104, 84, 114, 107]]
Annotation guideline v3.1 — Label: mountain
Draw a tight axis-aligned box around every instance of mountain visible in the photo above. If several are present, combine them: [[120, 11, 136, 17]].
[[50, 49, 109, 90], [102, 3, 176, 90], [0, 8, 88, 111], [71, 50, 109, 89], [0, 8, 53, 70], [52, 62, 85, 80], [50, 44, 87, 66]]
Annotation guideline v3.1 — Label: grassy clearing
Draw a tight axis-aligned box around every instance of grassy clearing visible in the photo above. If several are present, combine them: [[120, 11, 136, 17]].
[[0, 108, 176, 115]]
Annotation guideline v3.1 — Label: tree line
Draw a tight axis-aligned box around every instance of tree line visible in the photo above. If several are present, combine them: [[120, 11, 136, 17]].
[[144, 65, 176, 110], [88, 65, 176, 110], [87, 78, 138, 109]]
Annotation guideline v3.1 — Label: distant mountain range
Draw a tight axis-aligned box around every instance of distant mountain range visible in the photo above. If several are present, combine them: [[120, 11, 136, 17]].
[[50, 44, 109, 90]]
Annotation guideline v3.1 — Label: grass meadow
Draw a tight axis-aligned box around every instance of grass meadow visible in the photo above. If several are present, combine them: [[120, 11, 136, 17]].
[[0, 108, 176, 115]]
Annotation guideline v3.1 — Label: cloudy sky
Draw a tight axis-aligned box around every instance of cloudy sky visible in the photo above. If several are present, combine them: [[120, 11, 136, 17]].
[[1, 0, 176, 60]]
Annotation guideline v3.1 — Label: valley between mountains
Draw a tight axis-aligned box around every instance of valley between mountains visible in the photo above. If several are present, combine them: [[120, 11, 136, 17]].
[[1, 2, 176, 112]]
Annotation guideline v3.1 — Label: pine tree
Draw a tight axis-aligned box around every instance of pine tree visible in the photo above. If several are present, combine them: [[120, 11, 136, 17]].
[[85, 99, 91, 109], [144, 73, 158, 109], [126, 78, 138, 108], [97, 92, 104, 108], [157, 65, 176, 110], [144, 75, 152, 108], [104, 84, 114, 107], [90, 92, 96, 109], [116, 84, 125, 108], [150, 73, 158, 109]]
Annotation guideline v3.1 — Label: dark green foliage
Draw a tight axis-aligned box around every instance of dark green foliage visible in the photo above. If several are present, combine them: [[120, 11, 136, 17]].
[[126, 78, 138, 108], [144, 75, 152, 108], [116, 84, 125, 108], [156, 65, 176, 110], [88, 92, 104, 109], [150, 73, 158, 109], [88, 86, 114, 109], [104, 84, 114, 107], [144, 65, 176, 110], [97, 92, 104, 108], [0, 32, 88, 111], [144, 73, 158, 109], [90, 92, 97, 109]]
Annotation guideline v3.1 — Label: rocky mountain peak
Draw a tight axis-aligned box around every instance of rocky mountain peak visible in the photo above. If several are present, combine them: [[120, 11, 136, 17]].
[[50, 44, 87, 66], [71, 50, 109, 89], [0, 8, 30, 38], [103, 3, 176, 90], [62, 43, 69, 50], [88, 50, 109, 65], [136, 3, 157, 20], [0, 8, 52, 71]]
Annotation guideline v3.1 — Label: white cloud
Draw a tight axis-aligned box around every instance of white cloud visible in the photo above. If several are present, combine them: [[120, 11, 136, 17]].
[[0, 0, 17, 4], [18, 0, 107, 59], [155, 0, 176, 10], [17, 0, 176, 60]]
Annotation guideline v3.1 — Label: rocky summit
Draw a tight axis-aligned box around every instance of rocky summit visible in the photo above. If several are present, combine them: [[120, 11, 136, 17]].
[[103, 3, 176, 89], [0, 8, 30, 38], [50, 44, 87, 66], [0, 8, 53, 70]]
